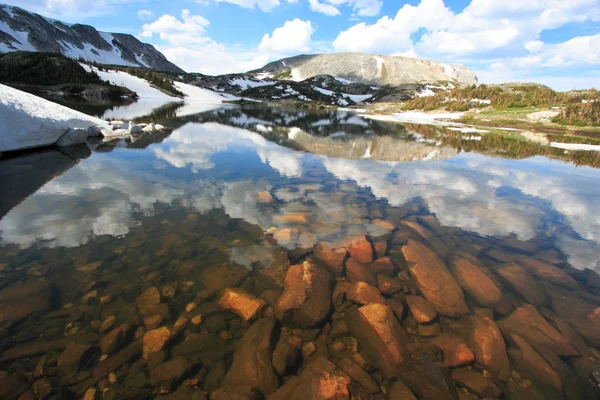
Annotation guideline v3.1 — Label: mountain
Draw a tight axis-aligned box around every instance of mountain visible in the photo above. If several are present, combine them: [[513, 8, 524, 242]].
[[252, 53, 478, 86], [0, 4, 184, 74]]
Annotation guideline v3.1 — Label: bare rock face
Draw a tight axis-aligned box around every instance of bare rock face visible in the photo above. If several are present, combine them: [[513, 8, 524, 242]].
[[219, 288, 266, 322], [406, 296, 437, 324], [269, 356, 351, 400], [223, 318, 279, 396], [348, 303, 410, 379], [499, 304, 578, 357], [450, 255, 502, 308], [275, 261, 333, 328], [517, 256, 578, 289], [496, 264, 548, 307], [313, 242, 347, 278], [341, 235, 373, 264], [430, 334, 474, 367], [469, 317, 511, 381], [401, 240, 468, 317]]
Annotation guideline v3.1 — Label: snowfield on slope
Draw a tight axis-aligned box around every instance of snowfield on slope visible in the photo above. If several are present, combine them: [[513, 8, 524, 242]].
[[0, 84, 109, 152]]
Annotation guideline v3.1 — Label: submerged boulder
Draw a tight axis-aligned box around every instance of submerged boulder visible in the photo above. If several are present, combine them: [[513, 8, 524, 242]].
[[401, 240, 468, 317], [275, 261, 333, 328]]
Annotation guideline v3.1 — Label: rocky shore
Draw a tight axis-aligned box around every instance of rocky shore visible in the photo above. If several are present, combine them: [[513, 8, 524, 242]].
[[0, 198, 599, 400]]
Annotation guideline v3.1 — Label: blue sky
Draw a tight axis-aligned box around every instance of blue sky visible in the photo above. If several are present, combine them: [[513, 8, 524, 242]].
[[7, 0, 600, 90]]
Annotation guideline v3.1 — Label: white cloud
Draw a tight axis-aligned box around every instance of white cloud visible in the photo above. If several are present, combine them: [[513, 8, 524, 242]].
[[202, 0, 282, 12], [325, 0, 382, 17], [258, 19, 315, 54], [308, 0, 340, 16], [136, 9, 154, 21], [525, 40, 544, 53]]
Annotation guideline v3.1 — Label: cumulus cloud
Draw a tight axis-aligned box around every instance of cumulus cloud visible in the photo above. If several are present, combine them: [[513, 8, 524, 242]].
[[308, 0, 341, 16], [258, 19, 315, 54]]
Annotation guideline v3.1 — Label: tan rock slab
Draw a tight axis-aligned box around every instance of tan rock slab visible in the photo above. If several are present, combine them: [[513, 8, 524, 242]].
[[406, 295, 437, 324], [451, 255, 502, 308], [346, 281, 386, 305], [219, 288, 266, 322], [143, 327, 171, 359], [496, 264, 547, 307], [469, 317, 510, 381], [431, 334, 475, 367], [313, 242, 347, 278], [341, 235, 373, 264]]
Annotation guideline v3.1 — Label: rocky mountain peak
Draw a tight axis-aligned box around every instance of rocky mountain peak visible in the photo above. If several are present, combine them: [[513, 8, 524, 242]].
[[0, 4, 184, 74]]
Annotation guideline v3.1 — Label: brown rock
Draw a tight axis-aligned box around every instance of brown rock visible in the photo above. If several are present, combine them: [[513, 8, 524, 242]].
[[336, 357, 380, 393], [143, 327, 171, 359], [402, 240, 468, 317], [551, 295, 600, 347], [150, 357, 190, 389], [451, 369, 502, 398], [349, 303, 410, 379], [418, 322, 440, 337], [399, 220, 449, 259], [499, 304, 578, 357], [377, 274, 402, 295], [496, 264, 547, 306], [269, 356, 351, 400], [450, 255, 502, 308], [313, 242, 347, 278], [100, 324, 131, 354], [430, 334, 475, 367], [389, 381, 417, 400], [219, 288, 266, 322], [518, 256, 578, 289], [136, 287, 160, 308], [507, 334, 562, 391], [406, 296, 437, 324], [371, 257, 397, 276], [57, 344, 93, 374], [275, 261, 333, 328], [373, 241, 388, 259], [211, 385, 260, 400], [398, 358, 458, 400], [345, 258, 377, 286], [223, 318, 278, 395], [0, 280, 50, 328], [341, 235, 373, 264], [200, 263, 249, 293], [346, 282, 386, 305], [469, 317, 511, 381], [272, 336, 299, 376]]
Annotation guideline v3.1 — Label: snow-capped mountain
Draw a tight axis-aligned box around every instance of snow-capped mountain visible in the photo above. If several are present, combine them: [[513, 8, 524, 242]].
[[252, 53, 478, 86], [0, 4, 184, 73]]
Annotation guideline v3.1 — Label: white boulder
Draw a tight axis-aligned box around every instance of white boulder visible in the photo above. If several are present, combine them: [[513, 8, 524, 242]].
[[56, 128, 89, 147], [128, 121, 143, 134], [0, 84, 110, 152]]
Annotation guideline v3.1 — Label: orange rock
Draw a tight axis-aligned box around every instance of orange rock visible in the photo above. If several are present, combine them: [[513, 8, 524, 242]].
[[469, 317, 511, 381], [257, 191, 274, 203], [346, 258, 377, 286], [313, 242, 347, 278], [346, 282, 386, 305], [341, 235, 373, 264], [399, 221, 449, 259], [507, 334, 562, 390], [406, 296, 437, 324], [402, 240, 468, 317], [136, 287, 161, 308], [373, 241, 388, 259], [371, 257, 397, 276], [450, 255, 502, 308], [451, 369, 502, 398], [496, 264, 547, 307], [349, 303, 410, 379], [219, 288, 266, 322], [269, 356, 351, 400], [518, 256, 578, 289], [143, 327, 171, 359], [377, 274, 402, 295], [275, 261, 333, 328], [273, 212, 310, 225], [371, 219, 396, 231], [431, 334, 475, 367], [499, 304, 578, 357]]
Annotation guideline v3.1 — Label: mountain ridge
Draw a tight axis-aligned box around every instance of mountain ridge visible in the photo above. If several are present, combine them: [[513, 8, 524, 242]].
[[0, 4, 184, 74], [252, 53, 478, 87]]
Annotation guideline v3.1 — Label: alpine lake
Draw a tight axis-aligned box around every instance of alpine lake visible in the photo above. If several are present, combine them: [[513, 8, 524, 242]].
[[1, 101, 600, 400]]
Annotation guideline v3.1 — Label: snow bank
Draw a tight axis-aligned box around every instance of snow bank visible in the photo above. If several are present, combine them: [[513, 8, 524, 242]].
[[551, 142, 600, 152], [361, 111, 465, 126], [0, 84, 109, 152]]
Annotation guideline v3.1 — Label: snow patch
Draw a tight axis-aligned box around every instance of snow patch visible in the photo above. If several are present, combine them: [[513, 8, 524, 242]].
[[550, 142, 600, 152], [0, 20, 37, 52]]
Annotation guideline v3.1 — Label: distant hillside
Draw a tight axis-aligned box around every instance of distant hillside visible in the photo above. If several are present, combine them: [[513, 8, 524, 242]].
[[251, 53, 478, 87], [0, 4, 184, 73]]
